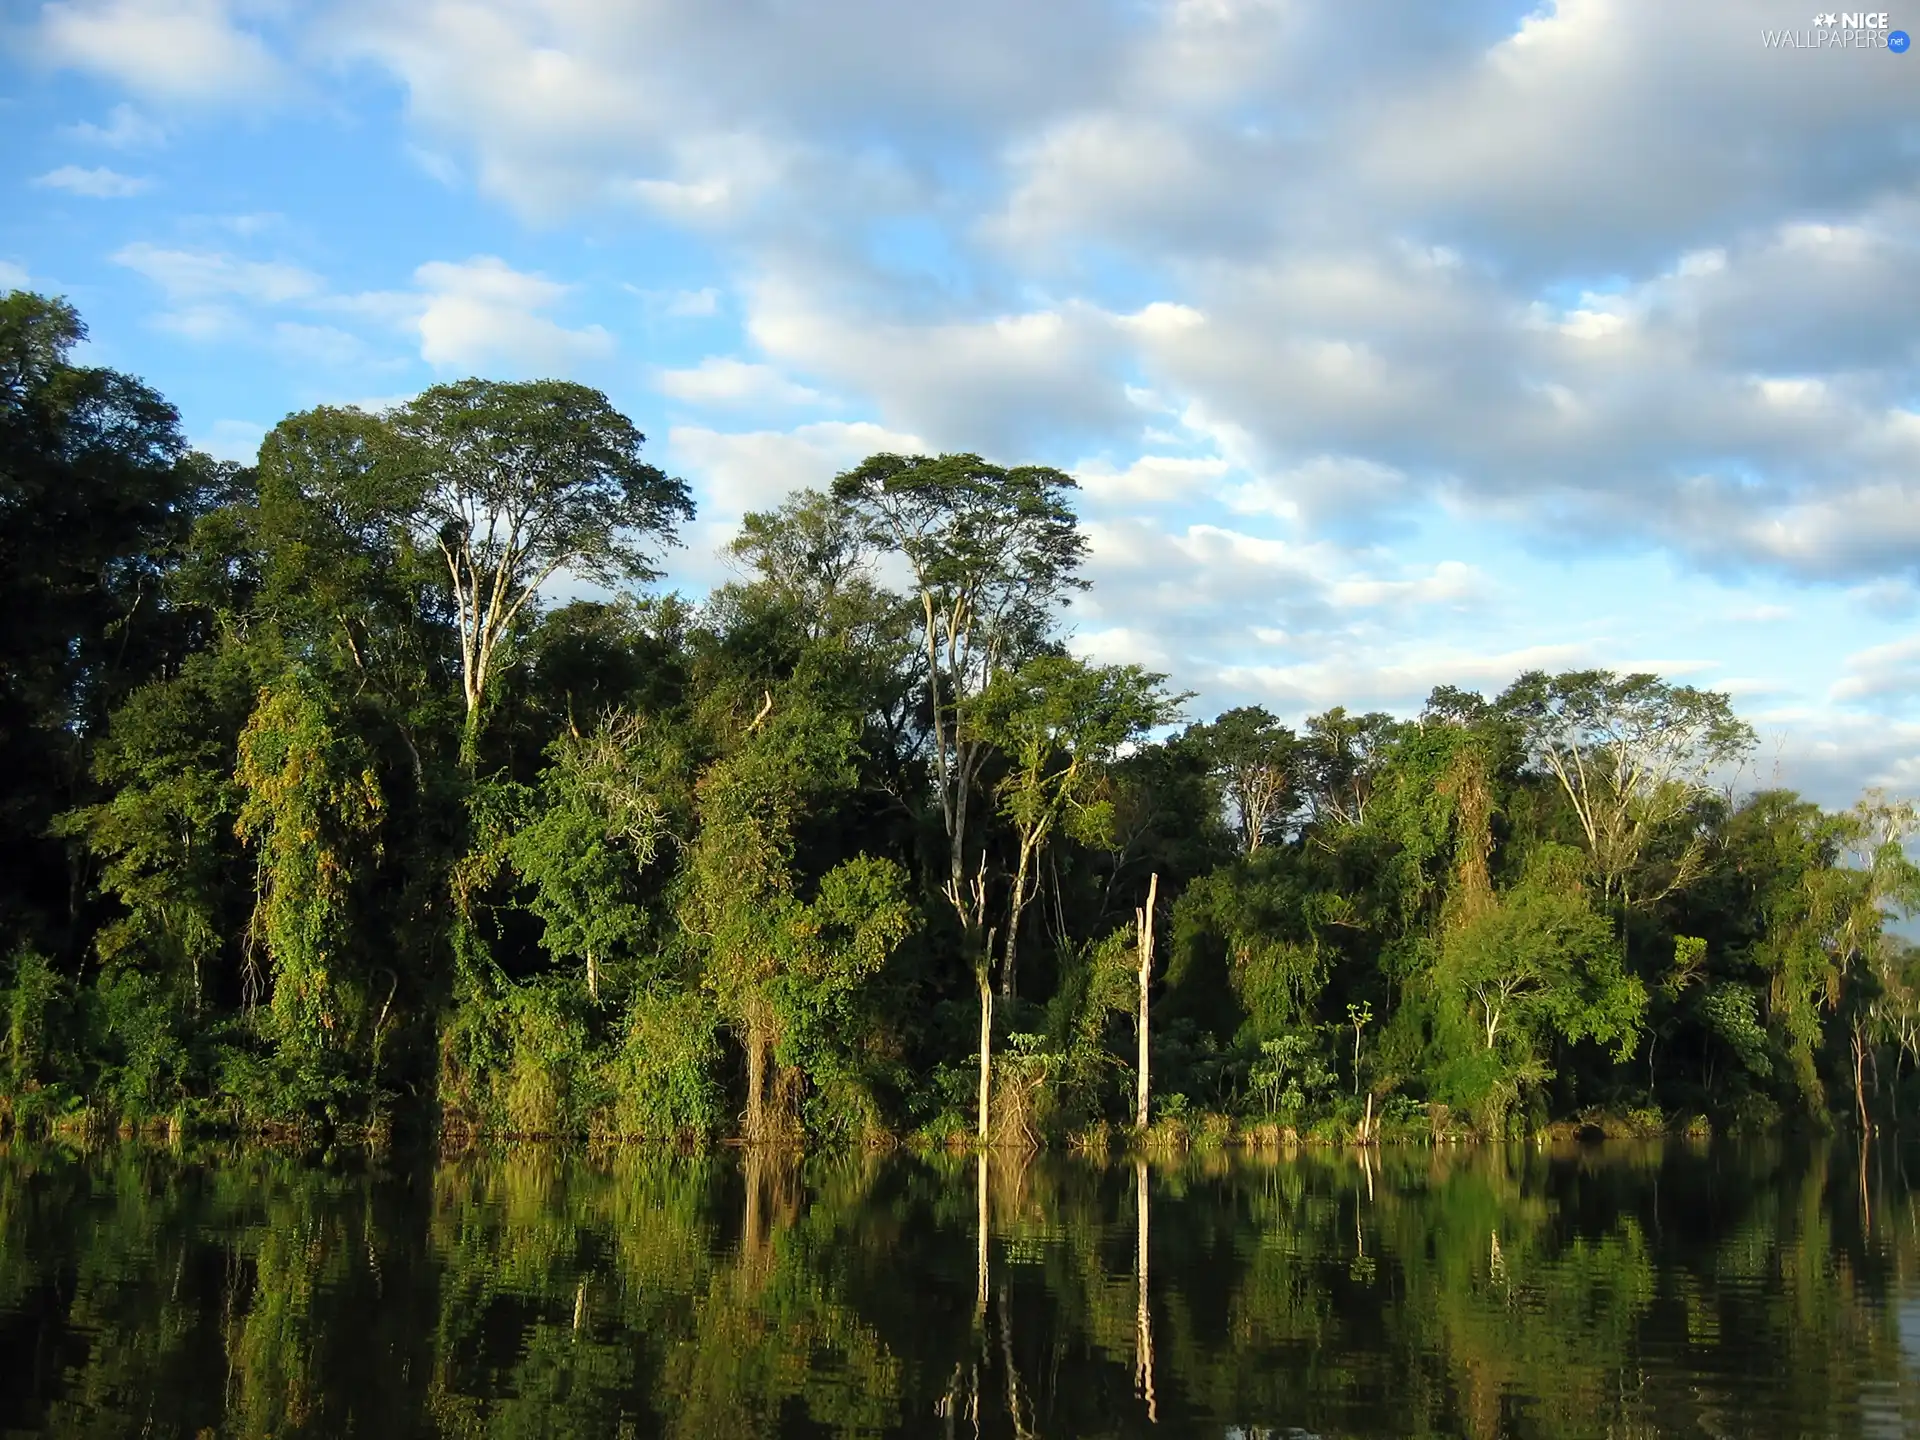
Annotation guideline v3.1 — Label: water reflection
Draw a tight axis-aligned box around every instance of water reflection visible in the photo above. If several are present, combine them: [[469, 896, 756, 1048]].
[[2, 1138, 1918, 1437]]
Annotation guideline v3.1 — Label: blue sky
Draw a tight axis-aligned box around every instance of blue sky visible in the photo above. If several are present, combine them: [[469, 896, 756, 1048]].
[[5, 0, 1920, 804]]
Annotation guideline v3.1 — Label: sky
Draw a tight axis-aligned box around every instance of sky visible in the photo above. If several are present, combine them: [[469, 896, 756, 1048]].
[[4, 0, 1920, 806]]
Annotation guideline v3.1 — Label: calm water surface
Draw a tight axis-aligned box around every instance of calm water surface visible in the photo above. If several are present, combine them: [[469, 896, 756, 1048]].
[[2, 1139, 1918, 1437]]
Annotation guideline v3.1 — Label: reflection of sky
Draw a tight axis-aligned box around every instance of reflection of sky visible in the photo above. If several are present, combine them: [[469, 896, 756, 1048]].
[[9, 1, 1920, 806]]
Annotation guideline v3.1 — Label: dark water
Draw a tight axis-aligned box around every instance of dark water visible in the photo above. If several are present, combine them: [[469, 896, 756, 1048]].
[[3, 1140, 1919, 1438]]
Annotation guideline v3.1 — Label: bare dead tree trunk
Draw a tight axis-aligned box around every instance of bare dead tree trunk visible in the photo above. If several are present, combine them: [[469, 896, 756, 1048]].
[[1136, 873, 1159, 1131]]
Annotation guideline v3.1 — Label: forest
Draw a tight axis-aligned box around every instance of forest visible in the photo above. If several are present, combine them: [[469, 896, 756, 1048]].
[[4, 285, 1919, 1148]]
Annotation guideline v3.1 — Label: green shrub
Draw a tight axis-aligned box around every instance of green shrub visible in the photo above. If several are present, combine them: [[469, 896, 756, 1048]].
[[599, 988, 722, 1140]]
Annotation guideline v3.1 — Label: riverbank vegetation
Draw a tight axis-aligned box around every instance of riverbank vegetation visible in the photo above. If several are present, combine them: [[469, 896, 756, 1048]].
[[4, 288, 1919, 1147]]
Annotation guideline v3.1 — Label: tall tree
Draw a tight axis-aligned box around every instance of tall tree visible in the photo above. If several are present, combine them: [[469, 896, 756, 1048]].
[[1299, 707, 1401, 834], [0, 291, 214, 953], [679, 696, 913, 1143], [388, 380, 694, 760], [1499, 670, 1754, 909], [508, 712, 679, 1003], [972, 656, 1182, 1001], [1188, 706, 1300, 854], [833, 453, 1085, 1138]]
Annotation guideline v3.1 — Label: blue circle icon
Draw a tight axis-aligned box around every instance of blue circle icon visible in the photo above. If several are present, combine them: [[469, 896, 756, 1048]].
[[1891, 28, 1911, 52]]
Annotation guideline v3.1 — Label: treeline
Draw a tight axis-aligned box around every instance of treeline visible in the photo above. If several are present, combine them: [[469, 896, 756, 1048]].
[[3, 287, 1917, 1145]]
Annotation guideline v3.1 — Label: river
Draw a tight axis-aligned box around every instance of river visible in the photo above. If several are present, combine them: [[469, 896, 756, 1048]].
[[2, 1138, 1917, 1436]]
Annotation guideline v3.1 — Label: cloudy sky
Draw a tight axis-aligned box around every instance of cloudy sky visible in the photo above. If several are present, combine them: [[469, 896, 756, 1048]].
[[5, 0, 1919, 802]]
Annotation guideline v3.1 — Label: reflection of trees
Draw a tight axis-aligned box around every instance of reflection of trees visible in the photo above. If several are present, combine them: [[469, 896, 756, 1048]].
[[6, 1139, 1920, 1436]]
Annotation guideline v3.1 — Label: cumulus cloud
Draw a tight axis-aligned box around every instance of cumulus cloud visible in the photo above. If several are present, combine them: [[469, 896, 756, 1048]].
[[33, 165, 152, 198], [42, 0, 1920, 804], [113, 241, 322, 305], [1217, 641, 1598, 715], [112, 241, 324, 336], [412, 257, 613, 374], [112, 243, 610, 375], [745, 281, 1137, 454], [1832, 637, 1920, 706], [667, 418, 925, 522], [328, 0, 1122, 219], [38, 0, 285, 102], [655, 357, 825, 408], [267, 1, 1920, 604], [63, 103, 165, 149], [1073, 454, 1230, 507]]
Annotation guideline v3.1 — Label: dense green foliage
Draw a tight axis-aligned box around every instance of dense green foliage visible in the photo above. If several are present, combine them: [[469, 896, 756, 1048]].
[[4, 287, 1919, 1144]]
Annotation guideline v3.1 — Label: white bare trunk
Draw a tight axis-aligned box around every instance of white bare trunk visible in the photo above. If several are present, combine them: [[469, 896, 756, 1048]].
[[1136, 873, 1159, 1130]]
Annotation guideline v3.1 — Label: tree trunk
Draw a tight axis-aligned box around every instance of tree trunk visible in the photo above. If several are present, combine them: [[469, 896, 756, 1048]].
[[745, 1003, 772, 1144], [459, 712, 482, 770], [1136, 873, 1158, 1131], [976, 969, 994, 1142], [1852, 1019, 1870, 1135], [1000, 836, 1037, 999]]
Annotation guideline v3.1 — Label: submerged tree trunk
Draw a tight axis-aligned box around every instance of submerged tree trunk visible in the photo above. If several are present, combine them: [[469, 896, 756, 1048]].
[[1136, 873, 1158, 1131]]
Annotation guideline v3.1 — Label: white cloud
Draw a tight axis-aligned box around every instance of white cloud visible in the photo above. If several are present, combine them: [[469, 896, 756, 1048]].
[[612, 134, 792, 226], [271, 322, 367, 369], [113, 242, 323, 305], [667, 418, 925, 522], [1726, 603, 1793, 624], [745, 281, 1133, 453], [112, 241, 324, 337], [412, 256, 614, 374], [0, 261, 29, 290], [220, 212, 284, 238], [193, 417, 266, 463], [112, 243, 610, 376], [1073, 454, 1228, 506], [330, 0, 1121, 219], [1224, 455, 1411, 526], [33, 165, 152, 198], [63, 103, 165, 149], [1216, 641, 1597, 715], [631, 286, 721, 318], [1068, 626, 1175, 670], [38, 0, 285, 102], [1833, 637, 1920, 705], [655, 357, 824, 407], [1327, 559, 1486, 609], [34, 0, 1920, 805]]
